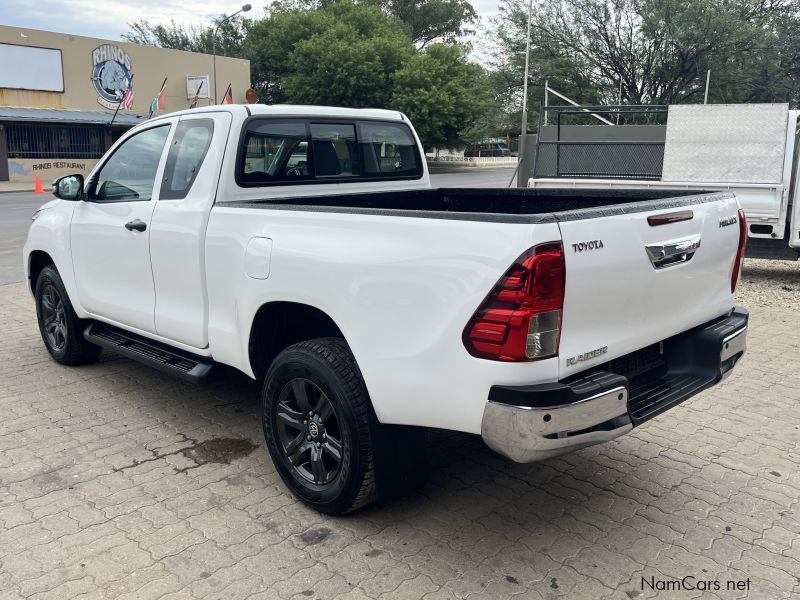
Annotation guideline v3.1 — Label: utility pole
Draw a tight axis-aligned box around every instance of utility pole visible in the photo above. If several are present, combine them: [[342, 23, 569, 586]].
[[515, 0, 533, 186], [704, 70, 711, 104], [213, 4, 251, 103]]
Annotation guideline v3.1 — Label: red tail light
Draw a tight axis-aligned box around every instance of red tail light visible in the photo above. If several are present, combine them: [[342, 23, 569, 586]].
[[463, 242, 565, 362], [731, 209, 747, 293]]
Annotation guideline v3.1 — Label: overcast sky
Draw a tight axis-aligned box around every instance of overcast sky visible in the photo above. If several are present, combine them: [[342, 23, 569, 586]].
[[2, 0, 501, 42]]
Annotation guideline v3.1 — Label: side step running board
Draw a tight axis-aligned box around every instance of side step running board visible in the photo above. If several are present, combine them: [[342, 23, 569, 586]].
[[84, 322, 217, 383]]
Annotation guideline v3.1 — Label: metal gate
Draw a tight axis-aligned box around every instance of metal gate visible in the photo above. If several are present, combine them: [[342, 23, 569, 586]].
[[6, 122, 105, 159], [533, 105, 668, 180]]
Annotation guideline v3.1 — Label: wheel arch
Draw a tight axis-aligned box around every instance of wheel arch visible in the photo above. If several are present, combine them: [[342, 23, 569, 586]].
[[28, 250, 56, 294], [248, 301, 349, 380]]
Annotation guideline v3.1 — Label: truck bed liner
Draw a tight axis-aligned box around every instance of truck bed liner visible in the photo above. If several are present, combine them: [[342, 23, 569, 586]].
[[223, 188, 729, 224]]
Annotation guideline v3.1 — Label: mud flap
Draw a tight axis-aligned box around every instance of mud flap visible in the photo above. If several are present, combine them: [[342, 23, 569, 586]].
[[369, 417, 429, 505]]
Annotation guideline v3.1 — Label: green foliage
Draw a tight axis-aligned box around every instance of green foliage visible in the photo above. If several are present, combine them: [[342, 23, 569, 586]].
[[391, 44, 489, 150], [123, 1, 490, 147], [273, 0, 478, 46], [460, 71, 521, 145], [247, 2, 414, 106], [242, 7, 330, 103], [122, 16, 250, 58], [367, 0, 479, 47], [492, 0, 800, 121]]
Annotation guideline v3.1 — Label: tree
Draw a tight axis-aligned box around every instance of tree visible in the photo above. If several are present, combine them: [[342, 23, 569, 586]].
[[390, 44, 489, 150], [122, 16, 250, 58], [245, 2, 414, 105], [121, 0, 492, 143], [242, 8, 330, 103], [491, 0, 800, 117], [460, 71, 522, 149], [369, 0, 479, 47], [491, 0, 605, 132], [277, 0, 478, 47]]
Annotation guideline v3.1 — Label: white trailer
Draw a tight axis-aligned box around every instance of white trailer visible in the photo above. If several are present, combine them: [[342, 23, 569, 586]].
[[529, 103, 800, 258]]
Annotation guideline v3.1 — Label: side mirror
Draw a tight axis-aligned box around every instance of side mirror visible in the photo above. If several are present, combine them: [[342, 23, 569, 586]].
[[52, 174, 85, 201]]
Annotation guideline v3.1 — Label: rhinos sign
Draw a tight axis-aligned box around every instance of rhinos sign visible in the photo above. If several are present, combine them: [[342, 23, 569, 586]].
[[91, 44, 132, 109]]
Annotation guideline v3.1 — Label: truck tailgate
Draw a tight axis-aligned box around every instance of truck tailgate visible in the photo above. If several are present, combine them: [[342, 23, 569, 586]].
[[557, 192, 742, 379]]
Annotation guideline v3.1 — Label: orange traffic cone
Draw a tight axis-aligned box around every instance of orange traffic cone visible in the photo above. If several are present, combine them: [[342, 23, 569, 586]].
[[34, 176, 46, 195]]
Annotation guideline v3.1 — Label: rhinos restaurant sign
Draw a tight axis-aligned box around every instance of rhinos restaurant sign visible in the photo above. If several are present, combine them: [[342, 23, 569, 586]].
[[91, 44, 132, 109]]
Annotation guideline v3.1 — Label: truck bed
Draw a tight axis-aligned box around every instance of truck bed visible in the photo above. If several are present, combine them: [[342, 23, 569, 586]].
[[207, 182, 742, 434], [223, 187, 723, 223]]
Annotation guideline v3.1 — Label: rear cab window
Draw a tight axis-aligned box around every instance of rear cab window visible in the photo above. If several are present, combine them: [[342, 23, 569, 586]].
[[310, 123, 358, 178], [236, 117, 422, 187], [359, 121, 421, 178]]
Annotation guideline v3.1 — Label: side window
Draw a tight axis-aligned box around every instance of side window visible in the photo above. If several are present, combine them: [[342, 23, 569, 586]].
[[310, 123, 358, 178], [160, 119, 214, 200], [90, 125, 170, 202], [240, 120, 310, 184], [359, 122, 422, 178]]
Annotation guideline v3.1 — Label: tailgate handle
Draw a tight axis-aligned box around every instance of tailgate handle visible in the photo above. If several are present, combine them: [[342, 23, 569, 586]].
[[645, 235, 701, 269]]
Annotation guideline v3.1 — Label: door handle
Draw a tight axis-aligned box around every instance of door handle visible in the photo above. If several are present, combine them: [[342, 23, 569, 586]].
[[125, 219, 147, 232], [645, 234, 701, 269]]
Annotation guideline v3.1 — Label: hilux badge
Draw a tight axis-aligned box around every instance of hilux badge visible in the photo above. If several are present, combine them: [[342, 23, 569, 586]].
[[719, 215, 737, 228]]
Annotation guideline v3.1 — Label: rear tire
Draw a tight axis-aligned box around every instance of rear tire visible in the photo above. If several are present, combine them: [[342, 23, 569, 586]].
[[262, 338, 376, 515], [34, 265, 101, 366]]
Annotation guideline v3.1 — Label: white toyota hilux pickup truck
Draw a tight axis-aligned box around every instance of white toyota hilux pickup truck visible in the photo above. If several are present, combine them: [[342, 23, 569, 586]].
[[24, 105, 748, 514]]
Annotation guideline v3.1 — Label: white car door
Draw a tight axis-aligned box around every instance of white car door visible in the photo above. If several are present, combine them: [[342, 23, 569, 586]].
[[149, 112, 232, 348], [70, 121, 173, 333]]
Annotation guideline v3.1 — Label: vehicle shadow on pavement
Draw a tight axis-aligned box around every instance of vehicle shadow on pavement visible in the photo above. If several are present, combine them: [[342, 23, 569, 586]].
[[110, 354, 663, 547], [103, 351, 646, 529]]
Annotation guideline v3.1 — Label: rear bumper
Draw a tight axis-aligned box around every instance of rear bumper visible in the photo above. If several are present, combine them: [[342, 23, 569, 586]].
[[481, 306, 748, 463]]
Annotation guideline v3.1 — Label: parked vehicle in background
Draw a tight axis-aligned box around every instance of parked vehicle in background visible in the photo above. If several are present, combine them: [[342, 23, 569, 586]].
[[528, 103, 800, 259], [24, 104, 748, 515], [465, 142, 511, 157]]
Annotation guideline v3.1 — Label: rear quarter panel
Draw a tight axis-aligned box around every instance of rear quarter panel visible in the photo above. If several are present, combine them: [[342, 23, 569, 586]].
[[205, 207, 562, 434]]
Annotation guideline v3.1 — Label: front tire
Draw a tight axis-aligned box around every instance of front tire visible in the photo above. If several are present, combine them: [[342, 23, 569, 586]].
[[34, 265, 101, 366], [262, 338, 376, 515]]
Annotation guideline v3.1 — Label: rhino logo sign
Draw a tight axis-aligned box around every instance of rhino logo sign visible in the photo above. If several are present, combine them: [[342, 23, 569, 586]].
[[91, 44, 132, 110]]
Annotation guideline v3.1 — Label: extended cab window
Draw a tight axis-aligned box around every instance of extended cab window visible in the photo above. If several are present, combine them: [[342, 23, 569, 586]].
[[359, 121, 422, 177], [310, 123, 358, 178], [89, 125, 170, 202], [240, 120, 310, 184], [160, 119, 214, 200], [236, 118, 422, 187]]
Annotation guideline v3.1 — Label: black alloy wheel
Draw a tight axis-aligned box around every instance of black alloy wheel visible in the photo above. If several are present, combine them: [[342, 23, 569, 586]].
[[262, 338, 376, 514], [34, 264, 102, 366], [39, 283, 67, 352], [275, 377, 343, 485]]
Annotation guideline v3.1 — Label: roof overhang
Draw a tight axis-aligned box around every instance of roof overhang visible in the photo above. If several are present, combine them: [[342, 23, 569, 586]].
[[0, 107, 147, 126]]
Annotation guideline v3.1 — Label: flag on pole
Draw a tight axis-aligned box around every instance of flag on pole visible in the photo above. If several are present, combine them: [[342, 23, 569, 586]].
[[121, 84, 134, 110], [149, 87, 165, 113], [148, 78, 168, 118], [221, 83, 233, 105], [189, 79, 204, 109], [110, 74, 134, 127]]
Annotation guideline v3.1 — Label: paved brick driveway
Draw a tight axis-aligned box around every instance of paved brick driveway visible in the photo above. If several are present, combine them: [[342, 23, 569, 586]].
[[1, 279, 799, 600]]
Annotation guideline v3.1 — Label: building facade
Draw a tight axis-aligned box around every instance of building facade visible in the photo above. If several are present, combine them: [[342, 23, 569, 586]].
[[0, 25, 251, 185]]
